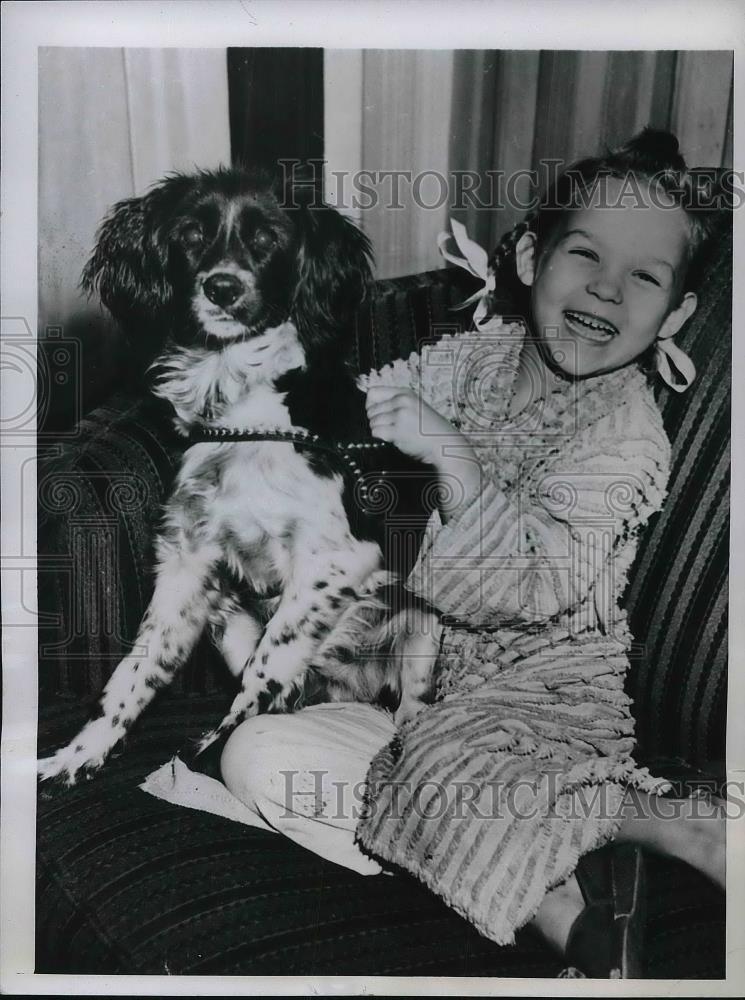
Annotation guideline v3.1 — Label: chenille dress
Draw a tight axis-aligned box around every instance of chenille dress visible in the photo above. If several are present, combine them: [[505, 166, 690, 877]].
[[356, 315, 673, 945]]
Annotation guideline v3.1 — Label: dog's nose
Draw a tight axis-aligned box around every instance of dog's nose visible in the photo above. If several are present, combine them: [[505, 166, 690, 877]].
[[203, 273, 245, 308]]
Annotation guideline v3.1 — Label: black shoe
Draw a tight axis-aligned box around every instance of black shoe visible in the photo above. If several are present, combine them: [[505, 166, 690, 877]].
[[561, 843, 646, 979]]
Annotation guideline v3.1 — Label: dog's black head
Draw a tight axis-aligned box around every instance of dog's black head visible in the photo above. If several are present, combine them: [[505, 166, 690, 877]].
[[82, 166, 373, 366]]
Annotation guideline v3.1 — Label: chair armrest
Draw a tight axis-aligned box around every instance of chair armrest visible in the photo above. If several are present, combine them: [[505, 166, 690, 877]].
[[37, 393, 183, 697]]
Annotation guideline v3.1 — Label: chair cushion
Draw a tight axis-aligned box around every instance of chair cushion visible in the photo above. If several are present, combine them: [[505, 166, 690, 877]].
[[37, 394, 183, 697], [36, 695, 562, 977], [37, 694, 724, 978]]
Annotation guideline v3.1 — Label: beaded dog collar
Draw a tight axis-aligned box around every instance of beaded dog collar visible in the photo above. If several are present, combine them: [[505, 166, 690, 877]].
[[187, 425, 389, 507]]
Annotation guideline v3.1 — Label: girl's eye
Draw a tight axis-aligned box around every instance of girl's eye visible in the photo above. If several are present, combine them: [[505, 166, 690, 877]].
[[568, 246, 598, 261], [634, 271, 662, 287], [180, 224, 204, 248]]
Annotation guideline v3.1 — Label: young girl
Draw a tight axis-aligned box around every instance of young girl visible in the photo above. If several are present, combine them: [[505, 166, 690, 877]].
[[150, 128, 727, 978]]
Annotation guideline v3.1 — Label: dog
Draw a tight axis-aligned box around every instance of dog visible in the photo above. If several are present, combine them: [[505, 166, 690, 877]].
[[37, 166, 442, 787]]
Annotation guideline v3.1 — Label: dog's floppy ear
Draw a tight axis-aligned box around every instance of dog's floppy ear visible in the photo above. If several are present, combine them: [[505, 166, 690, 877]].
[[289, 186, 374, 352], [81, 175, 194, 349]]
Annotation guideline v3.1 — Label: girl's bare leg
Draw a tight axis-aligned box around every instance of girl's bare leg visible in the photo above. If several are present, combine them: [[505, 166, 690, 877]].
[[614, 787, 726, 889], [531, 874, 585, 952]]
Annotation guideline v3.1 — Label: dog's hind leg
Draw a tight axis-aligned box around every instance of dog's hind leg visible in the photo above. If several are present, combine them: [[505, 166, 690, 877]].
[[195, 540, 387, 751], [38, 538, 222, 785], [209, 594, 265, 679]]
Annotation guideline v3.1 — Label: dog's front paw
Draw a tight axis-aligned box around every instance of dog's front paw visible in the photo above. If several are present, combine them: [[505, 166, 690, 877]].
[[195, 728, 221, 755], [37, 716, 121, 786], [37, 744, 106, 786], [194, 702, 257, 758]]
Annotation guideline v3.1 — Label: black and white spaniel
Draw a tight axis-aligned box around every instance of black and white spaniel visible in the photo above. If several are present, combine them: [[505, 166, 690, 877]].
[[38, 167, 438, 786]]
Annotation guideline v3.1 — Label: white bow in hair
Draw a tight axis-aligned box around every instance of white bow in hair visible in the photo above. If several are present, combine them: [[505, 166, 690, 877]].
[[437, 219, 494, 327], [655, 336, 696, 392]]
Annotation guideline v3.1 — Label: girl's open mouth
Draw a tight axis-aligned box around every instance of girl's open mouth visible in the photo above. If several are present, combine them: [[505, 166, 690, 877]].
[[564, 310, 618, 343]]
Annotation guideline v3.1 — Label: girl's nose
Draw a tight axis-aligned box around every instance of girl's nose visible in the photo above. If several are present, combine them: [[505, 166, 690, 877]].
[[587, 269, 622, 303]]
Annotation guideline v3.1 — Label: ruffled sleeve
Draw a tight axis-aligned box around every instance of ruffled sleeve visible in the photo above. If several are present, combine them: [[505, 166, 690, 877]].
[[405, 380, 671, 630]]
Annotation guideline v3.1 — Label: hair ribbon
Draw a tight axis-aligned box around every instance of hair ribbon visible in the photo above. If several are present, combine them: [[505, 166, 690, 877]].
[[437, 219, 494, 327], [654, 336, 696, 392]]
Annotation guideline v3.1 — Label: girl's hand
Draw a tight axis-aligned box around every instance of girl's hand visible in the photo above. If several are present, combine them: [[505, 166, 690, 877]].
[[365, 386, 482, 520], [365, 386, 455, 465]]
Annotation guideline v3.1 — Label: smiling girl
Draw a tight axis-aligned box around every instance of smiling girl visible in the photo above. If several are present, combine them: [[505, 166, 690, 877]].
[[212, 129, 727, 979], [352, 128, 725, 977]]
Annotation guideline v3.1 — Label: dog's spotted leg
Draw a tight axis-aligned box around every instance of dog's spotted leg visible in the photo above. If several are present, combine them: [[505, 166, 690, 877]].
[[38, 539, 222, 785], [208, 594, 265, 679], [196, 539, 385, 751]]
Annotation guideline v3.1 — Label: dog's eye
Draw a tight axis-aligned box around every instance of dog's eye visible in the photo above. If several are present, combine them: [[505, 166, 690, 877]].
[[179, 224, 204, 248], [252, 230, 276, 252]]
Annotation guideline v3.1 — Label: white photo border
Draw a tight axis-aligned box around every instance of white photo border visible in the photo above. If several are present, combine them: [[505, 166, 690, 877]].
[[2, 0, 743, 995]]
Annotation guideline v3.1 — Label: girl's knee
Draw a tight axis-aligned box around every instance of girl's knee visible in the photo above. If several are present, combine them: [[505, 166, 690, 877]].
[[220, 715, 291, 806]]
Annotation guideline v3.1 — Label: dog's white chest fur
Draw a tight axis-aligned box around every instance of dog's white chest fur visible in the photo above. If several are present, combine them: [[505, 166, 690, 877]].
[[152, 323, 305, 431], [155, 325, 350, 594]]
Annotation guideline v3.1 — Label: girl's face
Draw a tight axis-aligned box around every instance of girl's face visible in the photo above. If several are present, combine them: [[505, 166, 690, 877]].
[[516, 178, 698, 378]]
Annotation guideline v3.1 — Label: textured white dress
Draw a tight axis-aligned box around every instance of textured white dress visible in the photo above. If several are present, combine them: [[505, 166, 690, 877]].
[[356, 315, 673, 945]]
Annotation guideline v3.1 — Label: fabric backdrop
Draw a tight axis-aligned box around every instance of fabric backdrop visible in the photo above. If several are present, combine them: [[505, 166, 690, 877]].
[[324, 50, 734, 278], [38, 47, 231, 425], [38, 46, 734, 420], [39, 47, 231, 333], [40, 47, 734, 324]]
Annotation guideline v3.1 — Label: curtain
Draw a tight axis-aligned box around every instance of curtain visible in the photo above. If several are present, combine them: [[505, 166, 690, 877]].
[[323, 49, 455, 280], [324, 49, 734, 279], [324, 50, 364, 226], [451, 50, 734, 255], [38, 47, 231, 424], [359, 50, 455, 280], [227, 48, 324, 169], [39, 47, 231, 334]]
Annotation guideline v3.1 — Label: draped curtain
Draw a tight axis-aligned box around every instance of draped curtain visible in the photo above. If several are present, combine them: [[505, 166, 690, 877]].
[[450, 50, 734, 254], [40, 47, 735, 323], [39, 46, 734, 417], [41, 48, 733, 323], [227, 48, 323, 168], [355, 50, 455, 281], [38, 47, 231, 424], [324, 49, 734, 278], [39, 47, 231, 334]]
